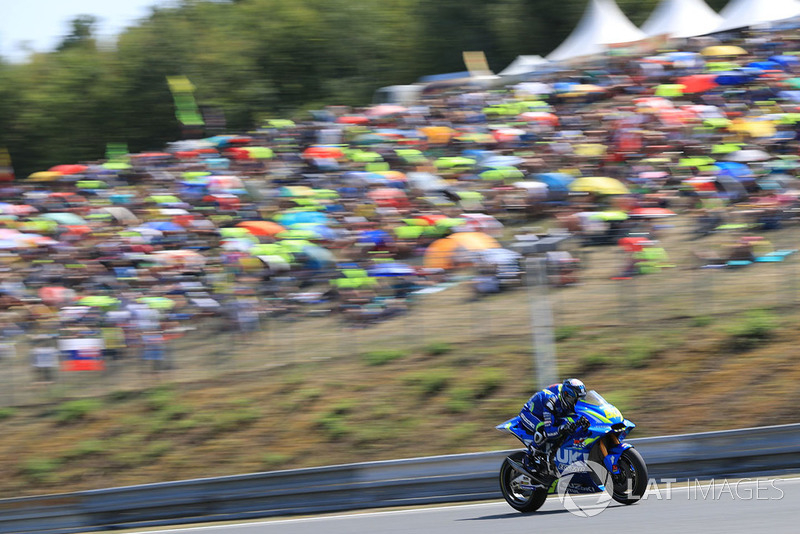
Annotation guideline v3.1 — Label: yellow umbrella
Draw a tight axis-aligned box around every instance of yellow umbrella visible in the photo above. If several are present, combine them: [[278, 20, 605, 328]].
[[701, 45, 748, 57], [419, 126, 455, 144], [729, 118, 776, 138], [574, 144, 607, 157], [27, 171, 62, 182], [569, 176, 630, 195], [654, 84, 685, 98]]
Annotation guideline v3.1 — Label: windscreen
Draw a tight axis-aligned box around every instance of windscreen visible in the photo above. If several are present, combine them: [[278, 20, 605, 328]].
[[581, 390, 608, 407]]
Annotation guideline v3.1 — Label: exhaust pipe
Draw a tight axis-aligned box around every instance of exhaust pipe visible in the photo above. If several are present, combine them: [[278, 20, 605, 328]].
[[506, 456, 554, 487]]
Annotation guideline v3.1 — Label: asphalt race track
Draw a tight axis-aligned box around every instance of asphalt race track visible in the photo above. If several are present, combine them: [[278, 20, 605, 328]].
[[127, 476, 799, 534]]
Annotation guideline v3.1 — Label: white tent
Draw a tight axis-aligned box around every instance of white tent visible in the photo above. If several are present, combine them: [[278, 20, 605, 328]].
[[641, 0, 723, 38], [499, 55, 549, 76], [547, 0, 647, 62], [715, 0, 800, 32]]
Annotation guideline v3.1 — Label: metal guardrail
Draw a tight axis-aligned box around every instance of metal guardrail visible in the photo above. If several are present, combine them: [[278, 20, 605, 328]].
[[2, 423, 800, 534]]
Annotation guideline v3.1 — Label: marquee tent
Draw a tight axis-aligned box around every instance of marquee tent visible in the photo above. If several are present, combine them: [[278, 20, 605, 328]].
[[640, 0, 723, 38], [499, 55, 549, 76], [715, 0, 800, 33], [547, 0, 647, 62]]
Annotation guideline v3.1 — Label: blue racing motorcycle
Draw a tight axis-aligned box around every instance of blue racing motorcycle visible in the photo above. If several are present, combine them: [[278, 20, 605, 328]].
[[496, 390, 648, 513]]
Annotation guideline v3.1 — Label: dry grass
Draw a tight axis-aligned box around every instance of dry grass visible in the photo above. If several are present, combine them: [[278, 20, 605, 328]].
[[2, 215, 800, 498]]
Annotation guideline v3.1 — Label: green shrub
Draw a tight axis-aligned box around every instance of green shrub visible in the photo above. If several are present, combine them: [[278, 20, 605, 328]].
[[404, 370, 452, 397], [108, 390, 140, 402], [624, 339, 657, 369], [262, 452, 291, 468], [21, 458, 62, 482], [144, 440, 173, 459], [160, 403, 191, 421], [691, 315, 713, 327], [582, 352, 611, 370], [315, 413, 351, 440], [0, 407, 16, 421], [445, 387, 475, 413], [424, 342, 453, 356], [314, 401, 359, 441], [362, 350, 406, 366], [54, 399, 103, 424], [145, 386, 175, 411], [211, 408, 261, 433], [722, 310, 778, 351], [555, 325, 580, 342], [65, 439, 107, 459], [473, 368, 504, 398]]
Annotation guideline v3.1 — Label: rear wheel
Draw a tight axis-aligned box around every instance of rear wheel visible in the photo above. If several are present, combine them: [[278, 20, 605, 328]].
[[610, 448, 648, 505], [499, 452, 549, 513]]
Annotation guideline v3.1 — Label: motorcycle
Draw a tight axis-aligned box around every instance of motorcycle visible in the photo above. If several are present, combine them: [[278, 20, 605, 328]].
[[496, 390, 648, 513]]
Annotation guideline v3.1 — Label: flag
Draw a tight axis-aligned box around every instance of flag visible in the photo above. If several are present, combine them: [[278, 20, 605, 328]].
[[58, 338, 105, 371]]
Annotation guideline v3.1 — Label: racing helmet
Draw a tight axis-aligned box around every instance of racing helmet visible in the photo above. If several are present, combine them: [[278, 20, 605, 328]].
[[560, 378, 587, 412]]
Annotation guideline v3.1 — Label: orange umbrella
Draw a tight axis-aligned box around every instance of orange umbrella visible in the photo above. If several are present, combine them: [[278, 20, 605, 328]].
[[676, 74, 718, 94], [302, 146, 345, 159], [48, 164, 88, 175], [236, 220, 285, 237], [518, 111, 559, 126], [336, 116, 369, 125], [419, 126, 454, 144]]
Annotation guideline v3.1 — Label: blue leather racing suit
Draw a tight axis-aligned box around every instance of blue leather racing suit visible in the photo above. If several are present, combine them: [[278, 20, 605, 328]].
[[518, 383, 573, 450]]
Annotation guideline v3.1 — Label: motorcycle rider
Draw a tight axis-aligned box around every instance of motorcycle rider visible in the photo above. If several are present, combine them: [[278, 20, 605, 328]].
[[518, 378, 588, 476]]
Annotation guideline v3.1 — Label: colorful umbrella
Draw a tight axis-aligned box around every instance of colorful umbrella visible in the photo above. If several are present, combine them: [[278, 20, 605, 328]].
[[701, 46, 747, 57], [569, 177, 630, 195], [236, 220, 285, 237], [628, 208, 677, 218], [77, 295, 120, 308], [48, 164, 88, 175], [136, 296, 175, 310], [39, 212, 87, 226]]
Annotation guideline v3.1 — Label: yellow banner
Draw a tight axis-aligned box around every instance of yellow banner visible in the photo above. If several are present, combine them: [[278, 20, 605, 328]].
[[462, 51, 493, 77]]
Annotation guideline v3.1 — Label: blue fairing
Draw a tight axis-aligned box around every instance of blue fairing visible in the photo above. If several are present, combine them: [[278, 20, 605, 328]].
[[499, 391, 639, 494], [496, 416, 535, 446], [604, 442, 633, 474]]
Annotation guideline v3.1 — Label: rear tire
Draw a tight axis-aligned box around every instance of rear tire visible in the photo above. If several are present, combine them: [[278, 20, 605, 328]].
[[610, 448, 648, 505], [499, 452, 549, 513]]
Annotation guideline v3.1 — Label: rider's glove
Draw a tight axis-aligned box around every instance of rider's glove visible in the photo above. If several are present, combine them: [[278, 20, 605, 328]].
[[559, 420, 577, 436]]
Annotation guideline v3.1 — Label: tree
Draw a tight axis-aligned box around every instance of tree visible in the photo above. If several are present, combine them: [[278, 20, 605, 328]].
[[57, 15, 98, 52]]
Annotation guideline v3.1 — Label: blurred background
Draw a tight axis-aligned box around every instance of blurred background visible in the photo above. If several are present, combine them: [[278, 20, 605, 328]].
[[3, 0, 800, 502]]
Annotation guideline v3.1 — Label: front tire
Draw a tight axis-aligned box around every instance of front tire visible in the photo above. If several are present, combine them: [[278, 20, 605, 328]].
[[610, 448, 648, 505], [499, 452, 549, 513]]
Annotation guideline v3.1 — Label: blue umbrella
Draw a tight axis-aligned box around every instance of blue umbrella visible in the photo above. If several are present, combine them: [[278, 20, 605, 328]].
[[142, 221, 186, 232], [358, 230, 391, 246], [534, 173, 574, 192], [367, 262, 417, 277], [714, 162, 754, 182], [714, 71, 756, 86], [748, 61, 781, 71], [342, 171, 388, 185], [301, 244, 335, 270], [778, 91, 800, 103], [277, 211, 330, 227], [769, 55, 799, 68], [288, 223, 339, 240], [205, 157, 230, 170]]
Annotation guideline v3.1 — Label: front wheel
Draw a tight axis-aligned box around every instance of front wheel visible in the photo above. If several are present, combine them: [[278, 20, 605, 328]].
[[499, 452, 549, 513], [610, 448, 648, 505]]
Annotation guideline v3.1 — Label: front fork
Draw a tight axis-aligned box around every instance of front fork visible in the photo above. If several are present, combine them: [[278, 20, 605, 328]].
[[593, 433, 632, 476]]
